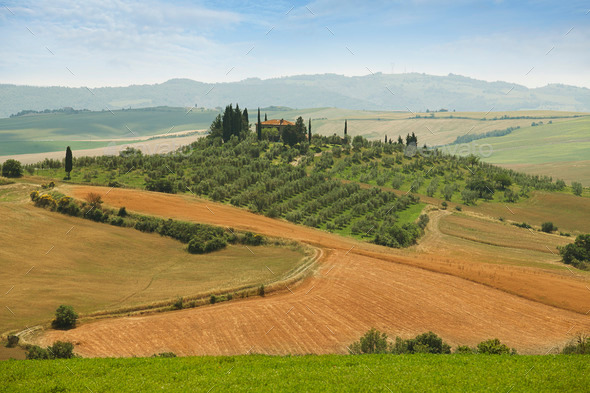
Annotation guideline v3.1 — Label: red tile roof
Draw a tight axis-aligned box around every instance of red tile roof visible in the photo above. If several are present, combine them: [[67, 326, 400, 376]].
[[260, 119, 294, 126]]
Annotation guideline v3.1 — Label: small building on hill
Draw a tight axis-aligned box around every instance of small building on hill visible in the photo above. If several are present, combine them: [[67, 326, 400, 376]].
[[260, 119, 294, 132]]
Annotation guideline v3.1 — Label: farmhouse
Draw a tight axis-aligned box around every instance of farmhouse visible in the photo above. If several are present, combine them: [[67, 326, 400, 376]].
[[260, 119, 294, 133]]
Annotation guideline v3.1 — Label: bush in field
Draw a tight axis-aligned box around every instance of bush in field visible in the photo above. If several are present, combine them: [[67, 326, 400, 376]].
[[1, 159, 23, 178], [455, 345, 476, 354], [241, 232, 264, 246], [26, 345, 50, 359], [152, 352, 177, 358], [188, 238, 206, 254], [572, 182, 583, 196], [204, 237, 227, 253], [541, 222, 557, 233], [6, 335, 19, 348], [49, 341, 75, 359], [258, 285, 265, 297], [417, 214, 429, 229], [52, 305, 78, 330], [172, 297, 183, 310], [477, 338, 514, 355], [210, 294, 217, 304], [26, 341, 75, 359], [562, 334, 590, 354], [391, 332, 451, 354], [558, 234, 590, 270], [84, 192, 103, 208], [349, 328, 389, 354], [118, 206, 127, 217]]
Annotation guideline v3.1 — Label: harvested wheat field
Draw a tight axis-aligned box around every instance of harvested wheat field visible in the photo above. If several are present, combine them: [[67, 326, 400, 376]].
[[31, 185, 590, 356]]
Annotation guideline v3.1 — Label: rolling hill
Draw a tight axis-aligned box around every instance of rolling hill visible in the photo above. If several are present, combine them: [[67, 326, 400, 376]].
[[2, 73, 590, 119]]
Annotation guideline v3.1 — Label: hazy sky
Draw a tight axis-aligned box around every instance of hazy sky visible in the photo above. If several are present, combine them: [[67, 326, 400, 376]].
[[1, 0, 589, 88]]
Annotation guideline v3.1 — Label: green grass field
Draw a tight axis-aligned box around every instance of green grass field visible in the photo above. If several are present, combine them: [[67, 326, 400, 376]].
[[0, 107, 218, 155], [1, 354, 588, 392]]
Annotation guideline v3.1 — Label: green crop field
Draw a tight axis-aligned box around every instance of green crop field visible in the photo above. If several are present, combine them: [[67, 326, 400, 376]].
[[1, 354, 588, 392]]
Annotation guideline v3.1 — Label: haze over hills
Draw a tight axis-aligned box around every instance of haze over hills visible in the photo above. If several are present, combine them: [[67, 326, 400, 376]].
[[2, 73, 590, 118]]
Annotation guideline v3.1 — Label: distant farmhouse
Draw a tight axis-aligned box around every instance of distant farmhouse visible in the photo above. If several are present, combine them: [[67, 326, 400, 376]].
[[260, 119, 294, 132]]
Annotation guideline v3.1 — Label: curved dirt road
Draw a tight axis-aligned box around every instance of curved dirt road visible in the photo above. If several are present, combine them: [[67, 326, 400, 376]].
[[36, 186, 590, 356]]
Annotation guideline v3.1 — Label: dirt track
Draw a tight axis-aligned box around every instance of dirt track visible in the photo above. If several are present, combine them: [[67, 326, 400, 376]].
[[36, 186, 590, 356]]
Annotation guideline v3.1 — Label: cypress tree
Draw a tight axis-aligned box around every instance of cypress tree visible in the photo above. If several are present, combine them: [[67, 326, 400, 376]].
[[344, 120, 347, 136], [397, 135, 403, 145], [242, 108, 249, 135], [384, 135, 387, 143], [65, 146, 73, 179], [222, 104, 233, 142], [264, 113, 267, 121], [233, 104, 242, 138], [308, 118, 312, 142], [257, 108, 262, 140]]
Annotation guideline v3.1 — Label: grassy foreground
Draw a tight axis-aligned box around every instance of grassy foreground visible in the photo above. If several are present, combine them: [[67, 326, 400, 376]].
[[1, 354, 588, 392]]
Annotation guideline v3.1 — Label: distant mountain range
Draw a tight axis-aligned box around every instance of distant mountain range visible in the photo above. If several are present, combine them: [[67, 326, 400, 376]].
[[1, 73, 589, 118]]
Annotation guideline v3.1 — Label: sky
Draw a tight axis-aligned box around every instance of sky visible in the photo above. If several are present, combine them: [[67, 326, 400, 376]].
[[1, 0, 589, 88]]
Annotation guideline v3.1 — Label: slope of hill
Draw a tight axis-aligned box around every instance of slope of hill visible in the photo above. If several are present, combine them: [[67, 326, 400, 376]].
[[2, 73, 590, 118]]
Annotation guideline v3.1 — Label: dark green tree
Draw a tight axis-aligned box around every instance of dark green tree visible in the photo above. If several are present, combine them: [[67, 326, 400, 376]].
[[222, 104, 233, 142], [242, 108, 249, 136], [281, 124, 305, 147], [294, 116, 307, 140], [397, 135, 403, 145], [308, 118, 312, 142], [572, 182, 583, 196], [384, 135, 388, 143], [53, 305, 78, 330], [209, 114, 223, 139], [344, 119, 347, 136], [65, 146, 73, 179], [1, 159, 22, 178], [257, 108, 262, 140], [233, 104, 242, 138], [264, 113, 267, 121]]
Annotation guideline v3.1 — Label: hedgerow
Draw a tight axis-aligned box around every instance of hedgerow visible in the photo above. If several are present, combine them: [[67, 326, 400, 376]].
[[30, 191, 265, 255]]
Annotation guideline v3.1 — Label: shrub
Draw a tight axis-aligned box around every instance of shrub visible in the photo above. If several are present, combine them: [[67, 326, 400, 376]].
[[350, 328, 389, 354], [210, 294, 217, 304], [258, 285, 265, 297], [188, 238, 205, 254], [454, 205, 462, 211], [84, 192, 103, 208], [118, 206, 127, 217], [562, 334, 590, 354], [417, 214, 430, 229], [26, 341, 75, 359], [477, 338, 514, 355], [513, 222, 532, 229], [6, 335, 19, 348], [152, 352, 177, 358], [454, 345, 476, 354], [572, 182, 583, 196], [441, 201, 448, 209], [541, 222, 557, 233], [172, 297, 183, 310], [241, 232, 264, 246], [109, 216, 124, 226], [204, 237, 227, 253], [1, 159, 23, 178], [48, 341, 75, 359], [52, 305, 78, 330], [558, 234, 590, 270], [26, 345, 50, 359]]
